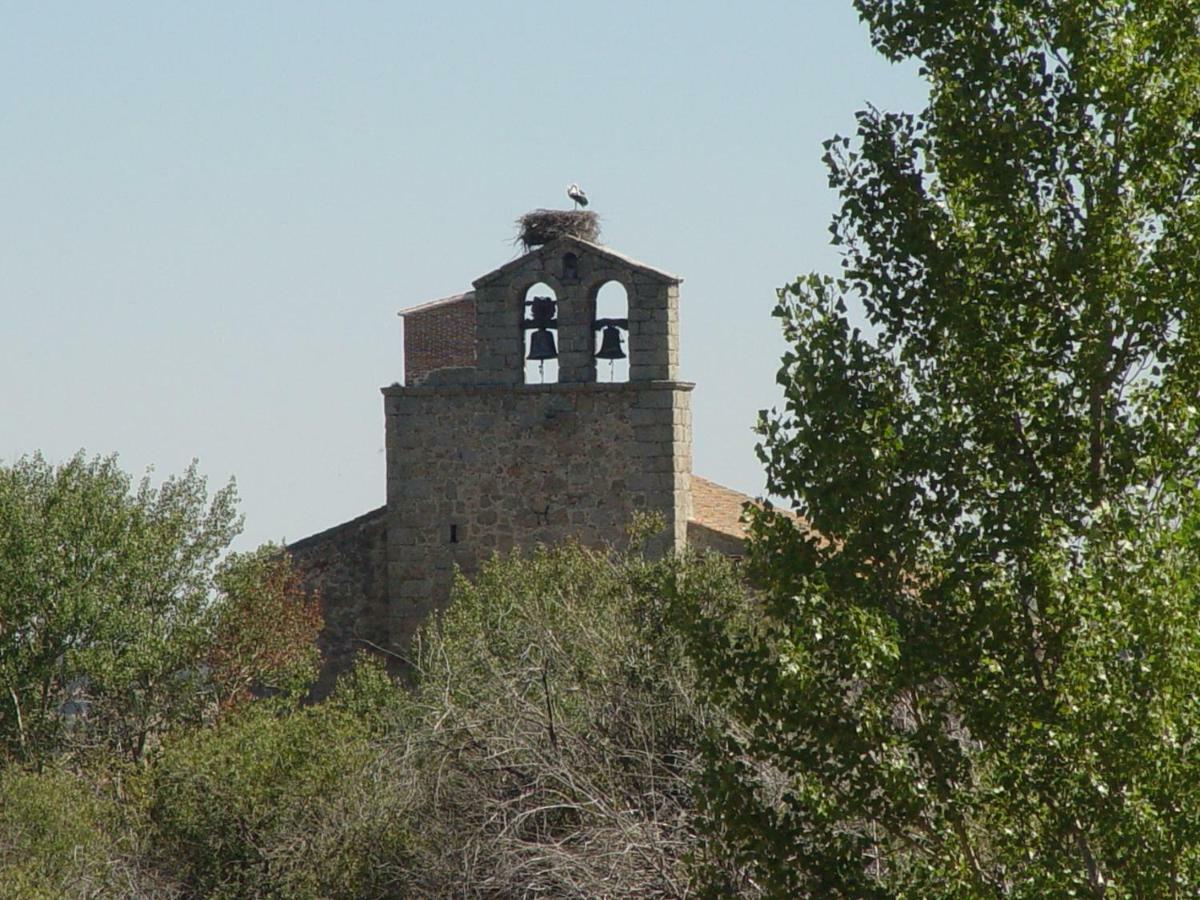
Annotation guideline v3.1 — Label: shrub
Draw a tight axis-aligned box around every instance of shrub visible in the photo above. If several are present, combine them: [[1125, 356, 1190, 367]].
[[0, 765, 168, 898], [145, 659, 411, 899]]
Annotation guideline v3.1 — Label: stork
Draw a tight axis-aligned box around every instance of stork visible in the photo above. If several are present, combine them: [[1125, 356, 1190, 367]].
[[567, 183, 589, 209]]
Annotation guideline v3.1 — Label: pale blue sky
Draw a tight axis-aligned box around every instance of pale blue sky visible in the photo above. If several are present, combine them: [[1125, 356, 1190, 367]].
[[0, 2, 925, 550]]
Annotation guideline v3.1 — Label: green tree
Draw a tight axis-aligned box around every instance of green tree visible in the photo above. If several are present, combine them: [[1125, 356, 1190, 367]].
[[682, 2, 1200, 896], [0, 453, 239, 763], [0, 453, 319, 765]]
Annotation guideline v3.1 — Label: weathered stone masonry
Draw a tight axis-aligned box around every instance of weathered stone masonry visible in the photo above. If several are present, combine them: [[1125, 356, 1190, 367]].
[[384, 380, 692, 648], [287, 506, 388, 684], [384, 234, 693, 651], [290, 231, 753, 689]]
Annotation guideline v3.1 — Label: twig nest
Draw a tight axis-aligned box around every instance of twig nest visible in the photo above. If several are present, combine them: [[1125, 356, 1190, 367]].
[[516, 209, 600, 250]]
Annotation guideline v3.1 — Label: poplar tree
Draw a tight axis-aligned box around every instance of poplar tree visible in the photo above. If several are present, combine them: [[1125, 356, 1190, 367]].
[[685, 3, 1200, 895]]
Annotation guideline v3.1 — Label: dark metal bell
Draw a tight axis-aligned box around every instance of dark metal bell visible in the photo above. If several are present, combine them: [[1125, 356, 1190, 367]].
[[595, 325, 626, 360], [527, 296, 557, 328], [526, 328, 558, 361]]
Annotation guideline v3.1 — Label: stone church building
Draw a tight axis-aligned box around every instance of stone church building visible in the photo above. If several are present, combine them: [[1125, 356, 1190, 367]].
[[289, 229, 756, 684]]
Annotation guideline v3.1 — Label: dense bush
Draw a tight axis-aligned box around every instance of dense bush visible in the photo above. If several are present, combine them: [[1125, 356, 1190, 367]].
[[0, 765, 169, 898], [133, 541, 751, 899], [145, 659, 410, 900]]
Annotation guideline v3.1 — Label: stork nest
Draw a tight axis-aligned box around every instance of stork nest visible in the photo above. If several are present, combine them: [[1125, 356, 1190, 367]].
[[516, 209, 600, 250]]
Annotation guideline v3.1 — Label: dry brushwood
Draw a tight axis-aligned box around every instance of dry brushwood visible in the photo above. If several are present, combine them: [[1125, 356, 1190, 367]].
[[516, 209, 600, 250], [380, 544, 764, 897], [396, 639, 704, 898]]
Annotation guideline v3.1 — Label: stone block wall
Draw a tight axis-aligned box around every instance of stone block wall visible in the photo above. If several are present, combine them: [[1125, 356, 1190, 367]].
[[383, 379, 692, 650], [471, 236, 681, 386], [286, 506, 389, 695]]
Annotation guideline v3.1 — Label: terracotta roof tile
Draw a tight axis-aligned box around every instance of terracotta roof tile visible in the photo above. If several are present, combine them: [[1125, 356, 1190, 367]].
[[689, 475, 756, 540], [687, 475, 809, 556]]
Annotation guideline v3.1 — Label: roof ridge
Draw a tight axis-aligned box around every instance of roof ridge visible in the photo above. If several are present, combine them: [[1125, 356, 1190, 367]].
[[397, 290, 476, 317], [472, 236, 683, 288]]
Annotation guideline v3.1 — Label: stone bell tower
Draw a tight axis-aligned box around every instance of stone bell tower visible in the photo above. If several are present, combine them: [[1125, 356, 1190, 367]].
[[383, 232, 693, 648]]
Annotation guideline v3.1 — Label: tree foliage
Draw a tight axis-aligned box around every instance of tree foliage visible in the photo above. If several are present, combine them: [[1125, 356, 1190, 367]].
[[1, 479, 754, 897], [0, 453, 239, 763], [0, 453, 320, 765], [682, 2, 1200, 896], [208, 546, 323, 711]]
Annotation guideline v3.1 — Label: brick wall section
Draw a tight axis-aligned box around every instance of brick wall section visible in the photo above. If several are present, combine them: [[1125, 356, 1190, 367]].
[[403, 293, 477, 386], [690, 476, 751, 537], [286, 505, 389, 696]]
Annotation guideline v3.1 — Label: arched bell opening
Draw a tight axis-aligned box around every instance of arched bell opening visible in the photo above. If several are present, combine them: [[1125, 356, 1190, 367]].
[[523, 282, 559, 384], [593, 281, 629, 383]]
